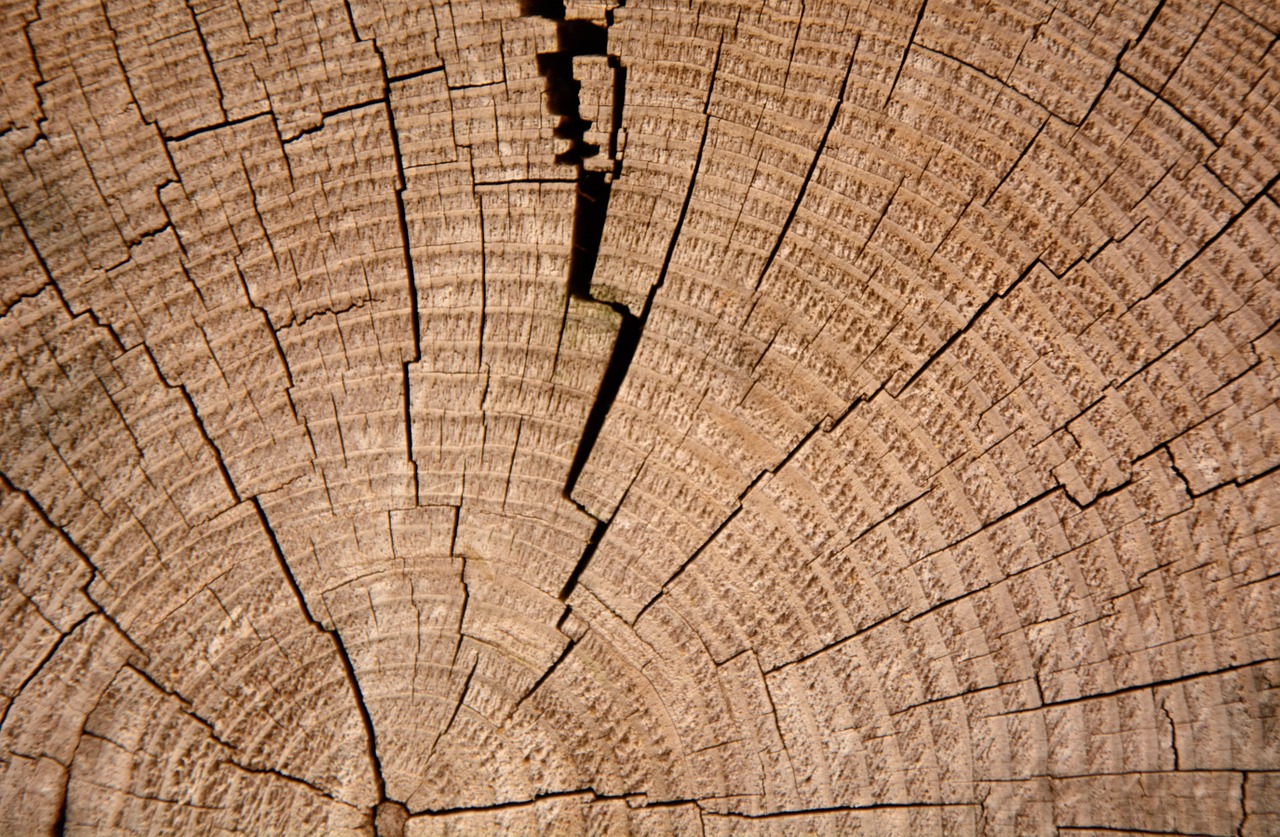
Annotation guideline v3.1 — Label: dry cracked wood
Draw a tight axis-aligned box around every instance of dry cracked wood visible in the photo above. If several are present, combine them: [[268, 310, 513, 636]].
[[1, 0, 1278, 833]]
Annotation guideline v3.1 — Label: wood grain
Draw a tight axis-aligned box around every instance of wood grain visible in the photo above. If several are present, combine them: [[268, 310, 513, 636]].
[[1, 0, 1278, 832]]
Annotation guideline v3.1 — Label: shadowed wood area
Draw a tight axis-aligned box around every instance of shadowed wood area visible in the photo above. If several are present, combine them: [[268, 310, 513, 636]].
[[1, 0, 1279, 832]]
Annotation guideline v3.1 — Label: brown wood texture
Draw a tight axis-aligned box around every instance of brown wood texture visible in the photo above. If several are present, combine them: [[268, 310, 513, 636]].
[[1, 0, 1279, 832]]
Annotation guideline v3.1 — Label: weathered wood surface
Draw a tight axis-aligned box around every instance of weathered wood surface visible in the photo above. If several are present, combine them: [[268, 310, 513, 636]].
[[1, 0, 1278, 832]]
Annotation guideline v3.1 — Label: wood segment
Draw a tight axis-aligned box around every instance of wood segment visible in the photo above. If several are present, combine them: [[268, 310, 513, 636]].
[[1, 0, 1277, 832]]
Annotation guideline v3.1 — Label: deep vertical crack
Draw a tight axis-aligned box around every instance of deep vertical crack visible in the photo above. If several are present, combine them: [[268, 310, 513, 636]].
[[375, 50, 425, 509], [562, 170, 631, 498], [557, 35, 722, 516], [519, 0, 639, 605], [553, 37, 721, 601]]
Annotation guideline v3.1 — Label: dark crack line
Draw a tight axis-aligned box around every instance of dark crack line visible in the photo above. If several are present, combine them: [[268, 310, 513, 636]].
[[402, 363, 417, 505], [0, 612, 94, 735], [413, 787, 610, 817], [425, 655, 476, 765], [631, 503, 742, 625], [116, 661, 334, 804], [883, 0, 928, 110], [249, 497, 393, 804], [512, 635, 577, 715], [220, 760, 349, 805], [886, 679, 1020, 716], [981, 115, 1048, 206], [1159, 698, 1179, 770], [364, 41, 425, 510], [180, 0, 228, 121], [992, 658, 1278, 716], [892, 254, 1044, 397], [0, 470, 131, 641], [557, 517, 608, 602], [284, 98, 393, 142], [451, 556, 470, 668], [623, 407, 838, 621], [752, 40, 858, 292], [709, 801, 980, 820], [516, 6, 647, 606], [164, 110, 271, 144], [412, 785, 706, 817], [1118, 171, 1280, 321], [1238, 772, 1249, 837], [809, 487, 931, 568], [763, 608, 907, 675]]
